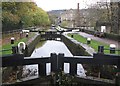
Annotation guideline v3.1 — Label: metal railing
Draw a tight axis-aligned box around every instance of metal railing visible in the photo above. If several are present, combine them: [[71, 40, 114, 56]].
[[98, 45, 120, 55]]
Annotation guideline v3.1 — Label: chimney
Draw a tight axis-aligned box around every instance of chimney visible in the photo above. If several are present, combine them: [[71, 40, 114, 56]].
[[76, 3, 80, 27], [77, 3, 79, 11]]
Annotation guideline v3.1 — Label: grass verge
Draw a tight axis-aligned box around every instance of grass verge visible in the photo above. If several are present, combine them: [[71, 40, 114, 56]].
[[1, 32, 36, 56], [68, 33, 118, 54]]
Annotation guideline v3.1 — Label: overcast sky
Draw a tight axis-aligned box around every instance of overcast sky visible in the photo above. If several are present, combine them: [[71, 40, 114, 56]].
[[33, 0, 102, 11]]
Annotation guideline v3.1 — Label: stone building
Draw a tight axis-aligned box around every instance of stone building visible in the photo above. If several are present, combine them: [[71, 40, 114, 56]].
[[60, 9, 76, 28], [60, 3, 83, 28]]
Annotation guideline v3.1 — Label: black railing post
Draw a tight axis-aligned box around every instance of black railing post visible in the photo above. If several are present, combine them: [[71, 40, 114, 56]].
[[12, 46, 18, 54], [70, 62, 77, 75], [98, 46, 104, 54], [50, 53, 57, 73], [24, 45, 28, 56], [58, 53, 64, 72], [38, 63, 46, 76]]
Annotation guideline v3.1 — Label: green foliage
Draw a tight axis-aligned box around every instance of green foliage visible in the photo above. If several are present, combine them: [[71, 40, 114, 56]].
[[1, 38, 27, 55], [52, 71, 76, 86], [48, 14, 57, 24], [61, 21, 68, 27], [84, 6, 111, 26], [104, 32, 120, 41], [2, 2, 50, 31]]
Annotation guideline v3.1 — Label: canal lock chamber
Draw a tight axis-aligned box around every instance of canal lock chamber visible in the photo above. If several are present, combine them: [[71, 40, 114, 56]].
[[20, 33, 92, 80]]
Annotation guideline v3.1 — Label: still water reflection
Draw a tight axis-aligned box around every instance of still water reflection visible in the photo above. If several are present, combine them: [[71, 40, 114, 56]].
[[31, 40, 73, 57], [23, 40, 86, 78]]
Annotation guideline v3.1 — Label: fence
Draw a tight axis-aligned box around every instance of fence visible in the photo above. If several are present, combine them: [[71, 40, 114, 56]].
[[1, 30, 120, 85], [2, 52, 120, 86]]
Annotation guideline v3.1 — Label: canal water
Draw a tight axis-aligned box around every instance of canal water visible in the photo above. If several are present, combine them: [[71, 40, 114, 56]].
[[22, 40, 86, 78]]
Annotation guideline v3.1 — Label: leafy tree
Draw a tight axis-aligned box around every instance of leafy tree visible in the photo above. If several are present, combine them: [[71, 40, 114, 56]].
[[2, 2, 50, 32], [82, 0, 111, 27]]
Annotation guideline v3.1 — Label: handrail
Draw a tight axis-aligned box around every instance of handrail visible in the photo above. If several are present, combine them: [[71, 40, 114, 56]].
[[1, 53, 120, 85], [2, 53, 119, 67]]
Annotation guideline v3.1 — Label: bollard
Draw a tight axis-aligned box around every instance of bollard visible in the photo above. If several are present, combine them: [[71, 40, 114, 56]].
[[11, 37, 15, 44], [20, 32, 23, 39], [71, 35, 74, 38], [26, 33, 29, 38], [87, 38, 91, 44], [110, 44, 116, 54], [98, 46, 104, 54]]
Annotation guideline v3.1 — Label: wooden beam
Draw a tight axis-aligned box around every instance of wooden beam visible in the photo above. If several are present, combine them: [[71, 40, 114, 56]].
[[2, 54, 49, 67]]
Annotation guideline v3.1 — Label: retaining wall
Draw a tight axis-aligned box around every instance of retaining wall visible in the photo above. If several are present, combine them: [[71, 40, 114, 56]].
[[24, 32, 92, 56], [61, 35, 91, 56], [24, 35, 41, 56]]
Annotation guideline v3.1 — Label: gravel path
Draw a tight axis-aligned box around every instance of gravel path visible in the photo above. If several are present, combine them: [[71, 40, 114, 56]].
[[78, 32, 119, 49]]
